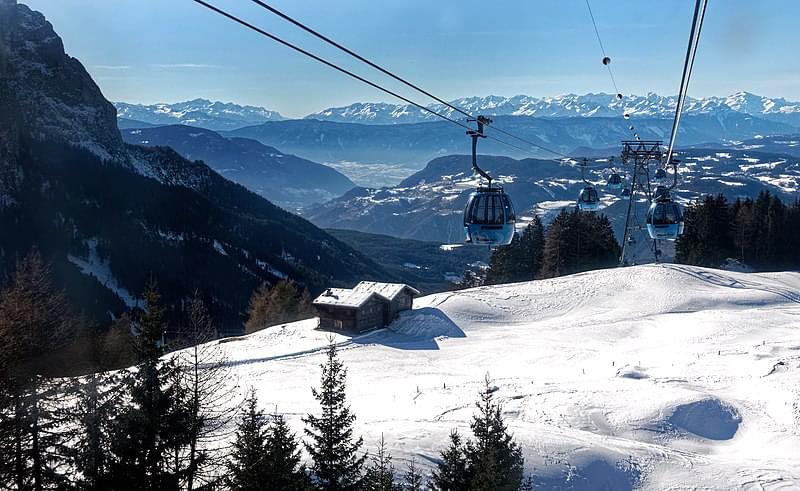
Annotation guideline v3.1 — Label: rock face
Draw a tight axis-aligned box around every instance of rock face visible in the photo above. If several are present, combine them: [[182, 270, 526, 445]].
[[0, 1, 390, 331], [0, 0, 123, 160]]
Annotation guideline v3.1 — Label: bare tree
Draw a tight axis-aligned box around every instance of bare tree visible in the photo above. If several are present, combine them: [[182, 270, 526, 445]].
[[173, 291, 240, 490]]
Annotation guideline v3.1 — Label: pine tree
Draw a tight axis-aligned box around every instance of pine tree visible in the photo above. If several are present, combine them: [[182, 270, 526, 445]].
[[106, 280, 192, 490], [540, 210, 569, 279], [263, 411, 311, 490], [303, 341, 366, 490], [402, 457, 424, 491], [518, 217, 545, 280], [487, 218, 546, 284], [226, 390, 270, 491], [430, 430, 469, 491], [67, 325, 124, 490], [676, 194, 734, 268], [485, 233, 521, 285], [0, 252, 76, 490], [540, 209, 620, 278], [363, 434, 400, 491], [455, 269, 485, 290], [464, 376, 524, 491], [519, 475, 535, 490]]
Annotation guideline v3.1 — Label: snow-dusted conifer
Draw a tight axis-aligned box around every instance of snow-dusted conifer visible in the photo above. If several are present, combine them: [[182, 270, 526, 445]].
[[465, 375, 524, 491], [430, 430, 469, 491], [303, 341, 366, 490]]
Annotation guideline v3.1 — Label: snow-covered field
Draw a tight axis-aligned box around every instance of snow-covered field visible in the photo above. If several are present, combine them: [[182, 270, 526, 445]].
[[209, 264, 800, 489]]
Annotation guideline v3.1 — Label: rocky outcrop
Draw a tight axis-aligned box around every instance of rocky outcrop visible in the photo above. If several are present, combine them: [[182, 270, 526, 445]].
[[0, 0, 124, 161]]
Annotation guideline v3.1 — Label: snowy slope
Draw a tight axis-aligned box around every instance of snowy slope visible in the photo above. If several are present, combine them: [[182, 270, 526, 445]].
[[200, 264, 800, 489]]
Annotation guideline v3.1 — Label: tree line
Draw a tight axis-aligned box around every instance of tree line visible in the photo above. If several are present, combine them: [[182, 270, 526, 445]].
[[676, 191, 800, 270], [463, 209, 620, 288], [0, 252, 533, 490]]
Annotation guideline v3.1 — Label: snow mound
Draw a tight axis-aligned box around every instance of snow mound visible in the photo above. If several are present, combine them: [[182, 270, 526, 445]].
[[616, 365, 650, 379], [667, 398, 742, 440], [389, 308, 465, 339]]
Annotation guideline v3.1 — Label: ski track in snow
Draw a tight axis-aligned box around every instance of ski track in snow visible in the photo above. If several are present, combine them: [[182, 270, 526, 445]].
[[181, 264, 800, 489]]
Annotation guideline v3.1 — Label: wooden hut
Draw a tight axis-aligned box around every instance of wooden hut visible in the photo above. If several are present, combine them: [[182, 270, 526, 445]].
[[313, 282, 420, 333]]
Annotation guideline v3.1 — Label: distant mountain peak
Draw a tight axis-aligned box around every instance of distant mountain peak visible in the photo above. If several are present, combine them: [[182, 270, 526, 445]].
[[114, 99, 286, 131], [304, 92, 800, 126]]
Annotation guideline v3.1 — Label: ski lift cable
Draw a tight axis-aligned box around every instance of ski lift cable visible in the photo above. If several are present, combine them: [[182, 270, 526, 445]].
[[247, 0, 473, 121], [584, 0, 640, 143], [190, 0, 473, 132], [246, 0, 573, 161], [585, 0, 620, 96], [192, 0, 570, 161], [664, 0, 708, 169]]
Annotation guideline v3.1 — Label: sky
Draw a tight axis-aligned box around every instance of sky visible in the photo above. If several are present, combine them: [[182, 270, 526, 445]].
[[22, 0, 800, 118]]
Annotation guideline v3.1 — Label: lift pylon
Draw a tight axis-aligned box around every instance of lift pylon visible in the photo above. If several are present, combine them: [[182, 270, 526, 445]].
[[619, 140, 663, 266]]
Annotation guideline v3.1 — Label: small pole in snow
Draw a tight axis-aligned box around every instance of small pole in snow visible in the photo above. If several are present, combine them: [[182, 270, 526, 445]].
[[443, 382, 446, 389], [718, 350, 720, 356], [612, 361, 615, 367], [582, 368, 585, 375]]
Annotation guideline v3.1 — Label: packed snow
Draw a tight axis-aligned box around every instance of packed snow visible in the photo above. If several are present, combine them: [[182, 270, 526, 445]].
[[194, 264, 800, 489]]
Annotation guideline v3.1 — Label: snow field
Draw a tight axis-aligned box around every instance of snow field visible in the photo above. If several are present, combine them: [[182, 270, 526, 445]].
[[205, 264, 800, 489]]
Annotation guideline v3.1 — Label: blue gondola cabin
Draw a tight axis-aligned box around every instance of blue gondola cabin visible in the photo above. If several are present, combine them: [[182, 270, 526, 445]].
[[313, 282, 420, 333]]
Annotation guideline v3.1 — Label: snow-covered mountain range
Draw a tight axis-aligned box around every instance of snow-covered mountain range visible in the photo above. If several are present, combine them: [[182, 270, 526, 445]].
[[115, 92, 800, 134], [307, 92, 800, 126], [115, 99, 285, 131], [185, 264, 800, 488]]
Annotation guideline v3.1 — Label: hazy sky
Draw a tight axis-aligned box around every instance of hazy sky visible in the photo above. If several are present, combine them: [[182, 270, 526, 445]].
[[23, 0, 800, 118]]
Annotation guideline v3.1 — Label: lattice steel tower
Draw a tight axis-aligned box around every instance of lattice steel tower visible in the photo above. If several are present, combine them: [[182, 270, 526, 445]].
[[619, 140, 664, 266]]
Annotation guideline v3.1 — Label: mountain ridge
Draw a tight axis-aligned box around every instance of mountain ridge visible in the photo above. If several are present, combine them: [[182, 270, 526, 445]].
[[0, 0, 390, 330], [114, 98, 286, 131], [119, 124, 355, 209], [306, 91, 800, 126]]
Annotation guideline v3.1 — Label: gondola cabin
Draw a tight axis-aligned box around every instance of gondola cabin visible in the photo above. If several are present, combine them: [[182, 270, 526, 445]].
[[464, 187, 516, 246], [577, 186, 600, 211], [646, 199, 685, 240], [607, 173, 623, 190], [313, 282, 420, 334]]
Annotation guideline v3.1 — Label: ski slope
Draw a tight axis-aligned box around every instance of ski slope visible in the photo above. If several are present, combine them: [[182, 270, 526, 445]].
[[211, 264, 800, 489]]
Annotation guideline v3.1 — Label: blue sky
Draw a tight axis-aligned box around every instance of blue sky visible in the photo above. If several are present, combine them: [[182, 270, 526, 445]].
[[24, 0, 800, 118]]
